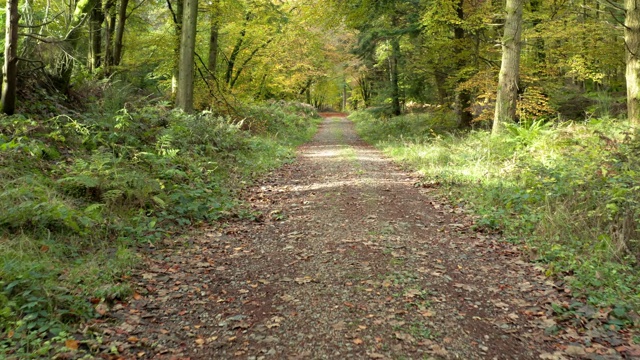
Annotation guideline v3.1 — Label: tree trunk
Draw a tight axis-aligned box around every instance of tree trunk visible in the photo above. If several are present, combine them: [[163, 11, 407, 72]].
[[455, 0, 473, 129], [175, 0, 197, 112], [208, 3, 219, 78], [2, 0, 19, 115], [390, 37, 401, 116], [625, 0, 640, 125], [492, 0, 524, 135], [88, 0, 103, 72], [103, 0, 116, 70], [342, 80, 348, 112], [434, 70, 448, 104], [112, 0, 129, 66], [171, 0, 183, 96]]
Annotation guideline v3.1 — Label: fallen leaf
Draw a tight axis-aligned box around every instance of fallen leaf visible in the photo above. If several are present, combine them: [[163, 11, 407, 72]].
[[420, 310, 435, 317], [65, 339, 79, 350], [195, 338, 205, 346], [368, 353, 385, 359], [539, 352, 567, 360], [564, 345, 586, 356], [431, 345, 449, 356], [395, 332, 415, 342], [332, 321, 346, 331], [353, 338, 364, 345], [127, 336, 139, 343], [295, 276, 313, 284], [95, 302, 109, 316]]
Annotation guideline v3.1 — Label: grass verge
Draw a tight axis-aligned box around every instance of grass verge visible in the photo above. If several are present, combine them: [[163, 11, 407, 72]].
[[0, 95, 319, 358], [351, 110, 640, 317]]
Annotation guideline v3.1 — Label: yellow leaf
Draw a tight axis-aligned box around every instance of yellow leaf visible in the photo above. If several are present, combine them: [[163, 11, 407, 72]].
[[65, 339, 79, 350]]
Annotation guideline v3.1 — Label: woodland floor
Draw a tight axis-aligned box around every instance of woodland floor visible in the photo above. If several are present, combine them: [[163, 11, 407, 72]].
[[84, 116, 639, 360]]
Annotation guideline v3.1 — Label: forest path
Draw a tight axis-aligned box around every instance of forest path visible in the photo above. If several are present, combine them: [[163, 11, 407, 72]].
[[96, 117, 626, 359]]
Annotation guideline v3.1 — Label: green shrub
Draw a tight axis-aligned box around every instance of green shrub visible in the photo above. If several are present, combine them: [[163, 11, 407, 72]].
[[0, 98, 319, 357]]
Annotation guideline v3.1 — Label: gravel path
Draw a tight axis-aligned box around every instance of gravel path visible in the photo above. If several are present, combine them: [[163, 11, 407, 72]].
[[91, 117, 633, 360]]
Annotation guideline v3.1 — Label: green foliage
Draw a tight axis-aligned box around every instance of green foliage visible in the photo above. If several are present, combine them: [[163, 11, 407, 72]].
[[353, 112, 640, 312], [350, 110, 457, 143], [0, 97, 319, 357]]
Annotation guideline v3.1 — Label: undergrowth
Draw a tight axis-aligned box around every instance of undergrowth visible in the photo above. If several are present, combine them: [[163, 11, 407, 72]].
[[351, 110, 640, 313], [0, 87, 319, 358]]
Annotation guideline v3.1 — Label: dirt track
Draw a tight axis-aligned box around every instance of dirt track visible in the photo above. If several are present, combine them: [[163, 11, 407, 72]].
[[92, 117, 631, 359]]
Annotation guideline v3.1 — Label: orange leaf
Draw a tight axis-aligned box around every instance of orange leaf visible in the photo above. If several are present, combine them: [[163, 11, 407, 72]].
[[133, 292, 142, 300], [127, 336, 139, 343], [353, 338, 364, 345], [65, 339, 79, 350]]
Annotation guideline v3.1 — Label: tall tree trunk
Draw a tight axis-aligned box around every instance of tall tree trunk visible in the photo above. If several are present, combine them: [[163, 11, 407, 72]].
[[2, 0, 19, 115], [88, 0, 103, 72], [455, 0, 473, 129], [171, 0, 183, 96], [492, 0, 524, 135], [390, 37, 401, 116], [208, 1, 219, 78], [112, 0, 129, 66], [625, 0, 640, 125], [103, 0, 116, 71], [175, 0, 197, 112]]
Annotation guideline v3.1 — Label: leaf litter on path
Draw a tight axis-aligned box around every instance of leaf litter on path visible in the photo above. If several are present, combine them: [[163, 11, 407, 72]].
[[81, 117, 636, 360]]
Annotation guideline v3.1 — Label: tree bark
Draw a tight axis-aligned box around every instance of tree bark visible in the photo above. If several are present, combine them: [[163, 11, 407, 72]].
[[625, 0, 640, 125], [2, 0, 19, 115], [103, 0, 116, 70], [390, 37, 401, 116], [455, 0, 473, 129], [170, 0, 183, 96], [208, 21, 219, 77], [492, 0, 524, 135], [112, 0, 129, 66], [88, 0, 103, 72], [208, 1, 219, 78], [175, 0, 197, 112]]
